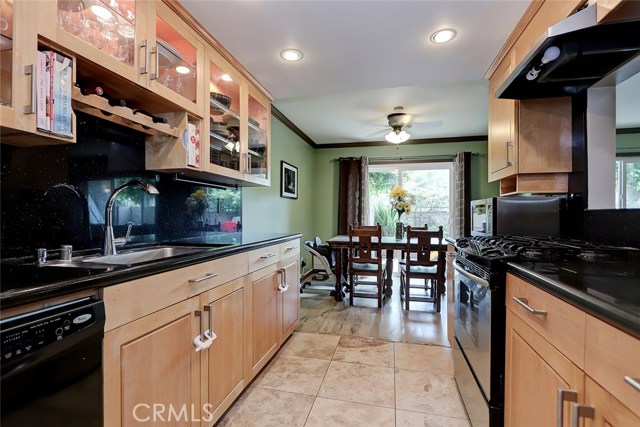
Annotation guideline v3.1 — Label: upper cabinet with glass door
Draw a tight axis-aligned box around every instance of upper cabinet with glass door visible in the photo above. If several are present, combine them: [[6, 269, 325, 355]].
[[146, 1, 203, 115], [55, 0, 141, 83], [207, 51, 243, 179], [246, 89, 270, 184]]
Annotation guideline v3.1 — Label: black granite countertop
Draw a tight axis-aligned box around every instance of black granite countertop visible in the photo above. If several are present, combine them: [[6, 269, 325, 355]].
[[507, 254, 640, 339], [0, 232, 302, 308]]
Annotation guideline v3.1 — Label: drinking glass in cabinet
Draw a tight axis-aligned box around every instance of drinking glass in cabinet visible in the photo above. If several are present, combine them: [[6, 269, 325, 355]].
[[57, 0, 135, 66], [155, 17, 197, 102]]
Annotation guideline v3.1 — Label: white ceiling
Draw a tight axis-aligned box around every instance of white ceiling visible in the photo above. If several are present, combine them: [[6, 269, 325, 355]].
[[182, 0, 639, 145]]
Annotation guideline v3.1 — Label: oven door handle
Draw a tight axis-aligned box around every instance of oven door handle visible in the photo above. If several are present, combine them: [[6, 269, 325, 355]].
[[452, 260, 490, 288]]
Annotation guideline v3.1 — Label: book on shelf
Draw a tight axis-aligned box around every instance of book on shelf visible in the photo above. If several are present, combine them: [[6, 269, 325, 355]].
[[35, 50, 73, 137]]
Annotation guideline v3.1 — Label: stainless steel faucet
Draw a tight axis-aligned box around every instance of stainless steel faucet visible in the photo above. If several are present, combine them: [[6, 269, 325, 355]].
[[103, 181, 159, 256]]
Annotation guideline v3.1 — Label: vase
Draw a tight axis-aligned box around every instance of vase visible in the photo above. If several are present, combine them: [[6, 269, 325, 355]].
[[395, 221, 405, 240]]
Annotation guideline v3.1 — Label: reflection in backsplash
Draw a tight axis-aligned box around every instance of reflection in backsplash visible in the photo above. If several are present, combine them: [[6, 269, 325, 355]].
[[0, 112, 241, 258]]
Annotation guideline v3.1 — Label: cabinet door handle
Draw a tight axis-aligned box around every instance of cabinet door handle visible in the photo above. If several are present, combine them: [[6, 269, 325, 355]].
[[277, 268, 289, 292], [189, 272, 218, 283], [260, 253, 276, 259], [195, 309, 205, 341], [493, 141, 514, 173], [23, 64, 36, 114], [512, 296, 547, 316], [625, 376, 640, 393], [204, 304, 214, 336], [150, 45, 158, 80], [139, 40, 148, 74], [557, 389, 578, 427], [571, 403, 594, 427]]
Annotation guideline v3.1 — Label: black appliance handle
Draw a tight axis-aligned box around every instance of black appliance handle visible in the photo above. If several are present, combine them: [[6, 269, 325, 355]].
[[452, 260, 490, 288]]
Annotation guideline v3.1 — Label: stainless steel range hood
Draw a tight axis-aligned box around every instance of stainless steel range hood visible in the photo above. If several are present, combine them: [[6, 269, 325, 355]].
[[496, 3, 640, 100]]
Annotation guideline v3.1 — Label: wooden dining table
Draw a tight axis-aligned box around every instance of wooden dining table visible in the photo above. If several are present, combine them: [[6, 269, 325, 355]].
[[326, 235, 448, 302]]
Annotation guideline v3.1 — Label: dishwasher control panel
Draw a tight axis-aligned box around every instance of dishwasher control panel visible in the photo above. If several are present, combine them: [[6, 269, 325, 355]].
[[1, 298, 103, 363]]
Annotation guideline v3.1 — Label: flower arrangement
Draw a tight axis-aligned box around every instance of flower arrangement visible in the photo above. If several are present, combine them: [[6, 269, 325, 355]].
[[185, 189, 209, 219], [390, 185, 414, 220]]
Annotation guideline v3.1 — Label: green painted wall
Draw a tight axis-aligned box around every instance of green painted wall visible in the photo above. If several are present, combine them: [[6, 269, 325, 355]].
[[242, 118, 317, 266], [617, 132, 640, 151], [243, 117, 497, 253], [311, 140, 498, 241]]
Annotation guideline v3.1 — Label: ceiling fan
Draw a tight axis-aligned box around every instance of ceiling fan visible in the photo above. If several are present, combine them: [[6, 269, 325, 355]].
[[385, 106, 412, 144]]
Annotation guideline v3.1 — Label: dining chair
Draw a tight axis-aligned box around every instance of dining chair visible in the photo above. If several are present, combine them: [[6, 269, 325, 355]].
[[348, 224, 385, 308], [400, 225, 445, 312]]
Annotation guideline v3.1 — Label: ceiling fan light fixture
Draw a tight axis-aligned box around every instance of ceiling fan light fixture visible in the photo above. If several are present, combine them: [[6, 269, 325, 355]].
[[385, 129, 410, 144], [430, 28, 457, 44], [280, 49, 304, 62]]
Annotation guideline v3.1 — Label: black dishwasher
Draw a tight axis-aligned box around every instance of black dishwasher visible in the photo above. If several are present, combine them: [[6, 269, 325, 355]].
[[1, 297, 105, 427]]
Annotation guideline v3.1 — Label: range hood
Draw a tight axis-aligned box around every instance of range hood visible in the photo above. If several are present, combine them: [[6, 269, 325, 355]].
[[497, 3, 640, 99]]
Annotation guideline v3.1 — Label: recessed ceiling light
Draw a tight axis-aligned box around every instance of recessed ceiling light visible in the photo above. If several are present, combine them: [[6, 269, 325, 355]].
[[221, 74, 233, 82], [430, 28, 457, 44], [280, 49, 303, 62]]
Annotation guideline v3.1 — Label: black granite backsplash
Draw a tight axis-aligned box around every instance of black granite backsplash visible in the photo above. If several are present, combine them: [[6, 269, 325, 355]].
[[1, 112, 241, 258], [584, 209, 640, 248]]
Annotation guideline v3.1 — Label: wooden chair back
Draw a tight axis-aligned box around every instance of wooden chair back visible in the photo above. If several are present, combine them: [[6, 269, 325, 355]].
[[348, 224, 382, 265], [405, 225, 443, 270]]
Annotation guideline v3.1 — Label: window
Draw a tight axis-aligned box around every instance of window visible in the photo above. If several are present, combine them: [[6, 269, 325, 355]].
[[616, 156, 640, 208], [369, 162, 454, 236]]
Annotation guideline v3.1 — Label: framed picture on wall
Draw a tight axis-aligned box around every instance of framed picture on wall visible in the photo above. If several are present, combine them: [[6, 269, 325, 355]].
[[280, 161, 298, 199]]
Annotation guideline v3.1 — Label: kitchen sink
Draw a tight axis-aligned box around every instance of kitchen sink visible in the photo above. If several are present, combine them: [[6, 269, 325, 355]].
[[78, 246, 207, 266]]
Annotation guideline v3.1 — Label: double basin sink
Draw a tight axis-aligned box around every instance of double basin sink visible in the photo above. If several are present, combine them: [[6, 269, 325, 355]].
[[47, 245, 231, 269]]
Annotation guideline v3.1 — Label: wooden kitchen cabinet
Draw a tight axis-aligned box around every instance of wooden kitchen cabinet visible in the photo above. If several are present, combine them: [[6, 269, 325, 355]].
[[0, 0, 77, 146], [504, 308, 584, 427], [486, 0, 581, 194], [280, 242, 301, 343], [505, 272, 640, 427], [246, 263, 281, 378], [199, 278, 247, 425], [103, 296, 202, 427]]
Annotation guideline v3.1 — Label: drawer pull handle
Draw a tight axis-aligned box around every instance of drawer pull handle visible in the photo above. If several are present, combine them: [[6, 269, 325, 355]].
[[285, 245, 298, 251], [260, 253, 276, 259], [571, 403, 594, 427], [556, 389, 577, 427], [625, 376, 640, 392], [189, 273, 218, 283], [512, 297, 547, 316]]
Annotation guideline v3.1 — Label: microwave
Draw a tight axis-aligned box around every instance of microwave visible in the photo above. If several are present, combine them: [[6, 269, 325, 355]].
[[470, 196, 565, 237]]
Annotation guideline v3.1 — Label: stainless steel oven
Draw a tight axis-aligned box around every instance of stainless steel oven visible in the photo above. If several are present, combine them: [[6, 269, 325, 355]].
[[453, 257, 505, 427]]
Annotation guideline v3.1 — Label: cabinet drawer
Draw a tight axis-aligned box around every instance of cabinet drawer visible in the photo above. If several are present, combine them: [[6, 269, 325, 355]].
[[585, 315, 640, 417], [506, 273, 586, 367], [103, 253, 248, 331], [280, 240, 300, 261], [248, 244, 280, 272]]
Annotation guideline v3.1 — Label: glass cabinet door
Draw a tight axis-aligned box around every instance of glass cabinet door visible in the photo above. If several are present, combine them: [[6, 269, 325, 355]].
[[0, 0, 13, 110], [209, 61, 241, 172], [153, 15, 197, 104], [57, 0, 136, 68], [247, 93, 269, 180]]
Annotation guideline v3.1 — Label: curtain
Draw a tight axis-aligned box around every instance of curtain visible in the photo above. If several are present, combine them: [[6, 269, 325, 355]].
[[453, 152, 471, 238], [337, 156, 369, 234]]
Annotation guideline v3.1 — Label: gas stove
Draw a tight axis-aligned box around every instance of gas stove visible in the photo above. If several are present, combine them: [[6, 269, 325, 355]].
[[454, 235, 638, 281]]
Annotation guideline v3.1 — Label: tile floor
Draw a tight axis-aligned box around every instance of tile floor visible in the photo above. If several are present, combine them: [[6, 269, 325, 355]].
[[215, 333, 470, 427]]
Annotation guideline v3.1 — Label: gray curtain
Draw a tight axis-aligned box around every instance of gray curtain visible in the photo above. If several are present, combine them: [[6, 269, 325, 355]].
[[453, 152, 471, 238], [337, 156, 369, 234]]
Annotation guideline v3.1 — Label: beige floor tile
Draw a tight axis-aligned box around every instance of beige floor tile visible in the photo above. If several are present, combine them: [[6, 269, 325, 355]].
[[216, 387, 314, 427], [332, 336, 394, 367], [396, 410, 471, 427], [255, 355, 330, 396], [395, 369, 467, 419], [394, 343, 454, 374], [305, 397, 396, 427], [318, 361, 395, 408], [280, 332, 340, 360]]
